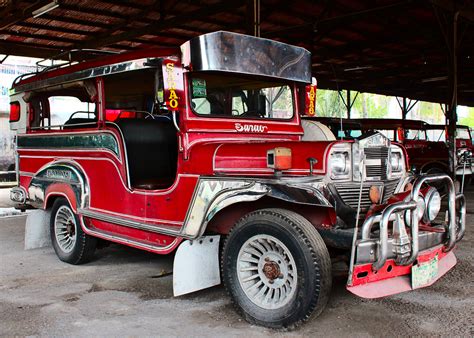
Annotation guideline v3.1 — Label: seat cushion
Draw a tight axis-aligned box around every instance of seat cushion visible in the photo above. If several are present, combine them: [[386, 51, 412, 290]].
[[133, 178, 174, 190]]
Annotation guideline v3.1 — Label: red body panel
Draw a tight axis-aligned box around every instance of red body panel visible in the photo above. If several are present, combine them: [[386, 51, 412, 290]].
[[348, 247, 456, 298]]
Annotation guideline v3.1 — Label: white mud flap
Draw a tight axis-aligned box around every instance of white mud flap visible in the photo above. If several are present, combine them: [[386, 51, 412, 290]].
[[25, 209, 51, 250], [173, 235, 221, 296]]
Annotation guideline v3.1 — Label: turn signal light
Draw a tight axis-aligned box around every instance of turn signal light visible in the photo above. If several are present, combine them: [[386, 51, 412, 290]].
[[267, 147, 292, 170]]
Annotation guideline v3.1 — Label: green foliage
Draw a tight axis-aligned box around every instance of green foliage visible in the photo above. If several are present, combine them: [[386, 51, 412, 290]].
[[351, 93, 390, 118], [315, 88, 463, 124], [459, 107, 474, 127], [315, 89, 345, 117], [315, 89, 391, 118]]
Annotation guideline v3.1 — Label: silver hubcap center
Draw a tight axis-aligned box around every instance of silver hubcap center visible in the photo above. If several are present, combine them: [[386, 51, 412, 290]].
[[237, 234, 297, 310], [54, 205, 77, 253]]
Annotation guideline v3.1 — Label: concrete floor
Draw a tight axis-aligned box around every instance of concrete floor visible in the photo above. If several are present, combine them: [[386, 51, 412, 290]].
[[0, 188, 473, 336]]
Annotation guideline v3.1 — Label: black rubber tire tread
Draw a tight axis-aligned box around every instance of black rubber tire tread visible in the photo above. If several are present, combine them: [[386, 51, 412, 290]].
[[50, 198, 97, 265], [221, 208, 332, 329]]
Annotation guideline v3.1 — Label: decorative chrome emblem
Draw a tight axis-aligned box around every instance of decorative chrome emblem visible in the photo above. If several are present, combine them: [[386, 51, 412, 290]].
[[358, 132, 390, 148], [235, 123, 268, 133], [46, 169, 72, 180]]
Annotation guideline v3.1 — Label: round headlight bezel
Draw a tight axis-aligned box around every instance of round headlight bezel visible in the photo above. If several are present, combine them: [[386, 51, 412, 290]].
[[404, 194, 426, 226], [424, 188, 441, 222]]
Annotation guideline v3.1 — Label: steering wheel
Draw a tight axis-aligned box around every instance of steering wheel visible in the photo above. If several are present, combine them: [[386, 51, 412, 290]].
[[144, 111, 156, 120], [240, 110, 265, 118]]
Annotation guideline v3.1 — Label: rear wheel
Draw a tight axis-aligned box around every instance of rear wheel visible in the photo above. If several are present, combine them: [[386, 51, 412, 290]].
[[222, 208, 331, 329], [50, 198, 97, 264]]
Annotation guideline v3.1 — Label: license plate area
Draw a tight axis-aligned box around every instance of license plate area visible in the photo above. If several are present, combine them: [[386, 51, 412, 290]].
[[411, 255, 439, 289]]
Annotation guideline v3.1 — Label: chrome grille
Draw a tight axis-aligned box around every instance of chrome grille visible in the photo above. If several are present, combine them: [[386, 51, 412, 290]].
[[364, 147, 389, 179], [334, 179, 400, 215]]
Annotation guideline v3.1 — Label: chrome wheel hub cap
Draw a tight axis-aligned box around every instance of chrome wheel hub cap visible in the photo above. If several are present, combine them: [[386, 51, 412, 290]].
[[54, 205, 77, 253], [237, 234, 297, 310]]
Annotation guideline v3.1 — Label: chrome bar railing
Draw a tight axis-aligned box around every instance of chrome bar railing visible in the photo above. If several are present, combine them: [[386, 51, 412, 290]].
[[358, 174, 465, 272]]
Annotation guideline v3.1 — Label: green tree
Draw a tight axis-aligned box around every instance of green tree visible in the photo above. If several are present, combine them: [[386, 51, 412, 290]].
[[316, 89, 345, 117]]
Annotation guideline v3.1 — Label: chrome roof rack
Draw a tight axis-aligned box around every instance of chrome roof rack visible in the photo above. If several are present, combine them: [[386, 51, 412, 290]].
[[12, 49, 119, 86]]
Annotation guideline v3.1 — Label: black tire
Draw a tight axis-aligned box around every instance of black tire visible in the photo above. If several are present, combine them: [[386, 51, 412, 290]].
[[50, 198, 97, 264], [222, 208, 331, 329]]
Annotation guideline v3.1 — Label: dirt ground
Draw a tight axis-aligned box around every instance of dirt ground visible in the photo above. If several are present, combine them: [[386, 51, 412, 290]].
[[0, 188, 473, 336]]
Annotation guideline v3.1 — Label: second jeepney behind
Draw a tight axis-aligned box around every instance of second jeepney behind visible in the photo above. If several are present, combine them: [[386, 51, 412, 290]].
[[9, 32, 465, 328]]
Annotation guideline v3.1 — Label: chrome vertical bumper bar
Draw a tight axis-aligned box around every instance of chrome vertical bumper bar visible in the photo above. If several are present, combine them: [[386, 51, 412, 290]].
[[456, 193, 466, 241], [371, 201, 417, 271]]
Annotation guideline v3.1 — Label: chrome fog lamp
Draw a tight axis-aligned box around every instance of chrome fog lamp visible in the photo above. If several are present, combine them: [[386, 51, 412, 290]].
[[404, 194, 426, 226], [10, 187, 26, 204], [425, 188, 441, 222]]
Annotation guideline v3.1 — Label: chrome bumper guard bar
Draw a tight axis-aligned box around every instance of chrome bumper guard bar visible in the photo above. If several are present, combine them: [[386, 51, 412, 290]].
[[359, 174, 466, 271]]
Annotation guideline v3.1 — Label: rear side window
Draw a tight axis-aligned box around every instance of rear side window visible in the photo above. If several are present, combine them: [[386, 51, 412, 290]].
[[49, 96, 96, 126], [27, 80, 98, 130]]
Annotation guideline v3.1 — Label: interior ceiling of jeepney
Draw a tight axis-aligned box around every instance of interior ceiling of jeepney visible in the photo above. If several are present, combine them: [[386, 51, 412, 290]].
[[0, 0, 473, 106]]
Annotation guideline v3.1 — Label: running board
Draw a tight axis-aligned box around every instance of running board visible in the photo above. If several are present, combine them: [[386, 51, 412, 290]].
[[79, 208, 184, 237], [78, 211, 183, 254]]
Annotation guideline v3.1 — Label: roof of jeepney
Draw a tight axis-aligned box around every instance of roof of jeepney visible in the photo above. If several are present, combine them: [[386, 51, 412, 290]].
[[1, 1, 472, 106], [11, 47, 179, 89]]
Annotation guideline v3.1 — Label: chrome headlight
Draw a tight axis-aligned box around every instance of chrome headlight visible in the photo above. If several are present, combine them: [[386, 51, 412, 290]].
[[424, 188, 441, 222], [389, 145, 405, 176], [457, 148, 472, 165], [404, 194, 426, 226], [329, 144, 351, 179]]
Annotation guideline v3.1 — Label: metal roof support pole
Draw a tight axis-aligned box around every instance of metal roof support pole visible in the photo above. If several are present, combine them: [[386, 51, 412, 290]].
[[402, 97, 408, 119], [446, 11, 459, 178], [434, 2, 460, 178], [347, 90, 351, 118], [246, 0, 261, 37]]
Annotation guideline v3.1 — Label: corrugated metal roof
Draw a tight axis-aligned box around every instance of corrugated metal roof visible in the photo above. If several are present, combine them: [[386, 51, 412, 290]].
[[0, 0, 472, 106]]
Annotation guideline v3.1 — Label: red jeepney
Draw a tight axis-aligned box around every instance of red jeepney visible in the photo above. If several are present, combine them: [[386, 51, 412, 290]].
[[349, 118, 472, 179], [427, 123, 473, 149], [9, 32, 465, 328]]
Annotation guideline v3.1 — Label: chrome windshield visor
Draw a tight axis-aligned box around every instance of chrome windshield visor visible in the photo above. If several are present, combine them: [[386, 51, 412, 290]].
[[181, 31, 311, 83]]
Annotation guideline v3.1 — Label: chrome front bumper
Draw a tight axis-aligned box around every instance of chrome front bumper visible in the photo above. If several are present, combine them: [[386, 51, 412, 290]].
[[354, 174, 466, 272]]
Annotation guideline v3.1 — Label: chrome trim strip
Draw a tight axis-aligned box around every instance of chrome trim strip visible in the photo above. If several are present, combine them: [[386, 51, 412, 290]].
[[106, 122, 131, 189]]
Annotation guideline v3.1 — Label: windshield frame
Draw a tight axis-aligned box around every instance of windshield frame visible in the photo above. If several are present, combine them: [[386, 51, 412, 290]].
[[187, 72, 295, 121]]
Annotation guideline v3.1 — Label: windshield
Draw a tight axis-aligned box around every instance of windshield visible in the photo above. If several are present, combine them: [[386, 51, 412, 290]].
[[190, 73, 294, 120], [427, 129, 446, 142], [405, 129, 427, 140], [457, 127, 471, 139]]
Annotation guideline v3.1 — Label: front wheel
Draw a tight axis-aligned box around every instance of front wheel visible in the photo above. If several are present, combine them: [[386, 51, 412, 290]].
[[50, 198, 97, 264], [222, 208, 331, 329]]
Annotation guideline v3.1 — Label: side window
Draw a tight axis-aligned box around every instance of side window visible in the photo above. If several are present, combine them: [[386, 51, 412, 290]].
[[232, 92, 248, 115], [378, 129, 395, 140], [28, 80, 98, 130], [192, 97, 211, 115], [49, 96, 96, 126]]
